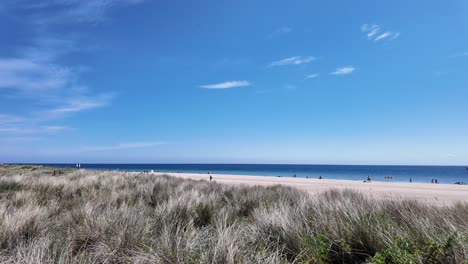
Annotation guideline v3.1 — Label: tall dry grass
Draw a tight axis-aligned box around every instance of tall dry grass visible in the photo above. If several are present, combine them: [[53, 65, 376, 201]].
[[0, 164, 467, 263]]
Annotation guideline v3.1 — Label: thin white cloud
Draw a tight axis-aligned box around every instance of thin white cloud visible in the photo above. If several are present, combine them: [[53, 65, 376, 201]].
[[305, 73, 319, 79], [0, 93, 111, 136], [0, 136, 43, 142], [269, 56, 315, 67], [284, 84, 296, 90], [374, 31, 400, 42], [0, 36, 94, 95], [81, 141, 167, 152], [199, 80, 251, 89], [0, 114, 25, 124], [0, 108, 74, 137], [0, 53, 112, 120], [391, 32, 400, 40], [0, 58, 73, 91], [46, 94, 114, 116], [0, 0, 137, 139], [361, 24, 381, 39], [331, 67, 355, 75], [0, 40, 111, 137], [276, 26, 292, 34], [362, 24, 400, 42], [13, 0, 148, 24], [268, 26, 292, 38], [22, 37, 79, 62], [450, 52, 468, 58], [0, 125, 68, 134], [374, 32, 392, 41]]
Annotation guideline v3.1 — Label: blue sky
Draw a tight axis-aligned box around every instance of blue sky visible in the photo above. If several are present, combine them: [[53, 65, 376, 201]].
[[1, 0, 467, 165]]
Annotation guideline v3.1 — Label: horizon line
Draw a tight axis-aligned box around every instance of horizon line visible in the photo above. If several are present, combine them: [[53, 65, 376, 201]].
[[3, 162, 467, 167]]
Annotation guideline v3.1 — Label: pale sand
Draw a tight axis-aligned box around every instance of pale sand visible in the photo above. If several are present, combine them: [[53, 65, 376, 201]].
[[153, 172, 468, 205]]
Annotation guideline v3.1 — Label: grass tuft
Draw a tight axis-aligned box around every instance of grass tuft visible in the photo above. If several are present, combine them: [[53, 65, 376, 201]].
[[0, 165, 467, 263]]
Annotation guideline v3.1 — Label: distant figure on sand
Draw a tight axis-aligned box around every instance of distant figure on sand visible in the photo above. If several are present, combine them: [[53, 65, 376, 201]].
[[367, 176, 371, 182], [319, 176, 322, 179], [431, 179, 434, 184], [410, 177, 412, 183], [209, 175, 212, 181]]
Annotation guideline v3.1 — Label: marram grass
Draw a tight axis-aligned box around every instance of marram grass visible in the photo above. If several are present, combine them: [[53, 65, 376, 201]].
[[0, 165, 467, 263]]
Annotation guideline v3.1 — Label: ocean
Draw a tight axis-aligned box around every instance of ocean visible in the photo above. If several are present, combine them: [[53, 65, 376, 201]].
[[29, 163, 468, 184]]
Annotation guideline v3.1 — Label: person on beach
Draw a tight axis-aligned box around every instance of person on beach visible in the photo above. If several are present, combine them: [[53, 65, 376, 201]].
[[319, 176, 322, 179], [431, 179, 434, 184], [367, 176, 371, 182], [410, 177, 412, 183], [209, 175, 212, 181]]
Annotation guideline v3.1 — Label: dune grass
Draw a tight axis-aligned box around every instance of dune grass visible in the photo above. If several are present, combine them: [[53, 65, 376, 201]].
[[0, 164, 467, 263]]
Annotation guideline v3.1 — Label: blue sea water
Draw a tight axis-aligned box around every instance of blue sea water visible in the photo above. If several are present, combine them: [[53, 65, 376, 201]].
[[27, 163, 468, 184]]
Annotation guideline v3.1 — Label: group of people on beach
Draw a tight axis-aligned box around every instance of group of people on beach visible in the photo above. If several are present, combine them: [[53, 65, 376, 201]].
[[304, 175, 323, 179], [142, 171, 446, 185]]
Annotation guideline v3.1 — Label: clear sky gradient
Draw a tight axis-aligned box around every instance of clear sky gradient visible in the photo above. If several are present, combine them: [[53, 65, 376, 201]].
[[1, 0, 467, 165]]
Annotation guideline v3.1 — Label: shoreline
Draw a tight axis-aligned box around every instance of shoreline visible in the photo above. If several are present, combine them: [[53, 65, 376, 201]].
[[152, 171, 468, 205]]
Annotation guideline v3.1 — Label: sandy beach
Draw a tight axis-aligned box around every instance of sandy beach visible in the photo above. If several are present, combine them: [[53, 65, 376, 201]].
[[155, 172, 468, 205]]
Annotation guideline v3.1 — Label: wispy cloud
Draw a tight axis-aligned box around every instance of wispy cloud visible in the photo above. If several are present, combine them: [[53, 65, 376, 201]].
[[12, 0, 148, 24], [81, 141, 167, 152], [450, 52, 468, 58], [361, 24, 400, 42], [0, 45, 113, 125], [361, 24, 381, 39], [269, 56, 315, 67], [0, 136, 43, 142], [0, 58, 74, 91], [0, 1, 131, 138], [254, 89, 271, 94], [0, 91, 112, 137], [305, 73, 319, 79], [0, 109, 74, 137], [268, 26, 292, 38], [374, 31, 400, 41], [45, 94, 114, 117], [276, 26, 292, 34], [284, 84, 296, 90], [199, 80, 251, 89], [0, 125, 69, 134], [331, 66, 355, 75], [22, 37, 79, 62], [0, 114, 25, 124]]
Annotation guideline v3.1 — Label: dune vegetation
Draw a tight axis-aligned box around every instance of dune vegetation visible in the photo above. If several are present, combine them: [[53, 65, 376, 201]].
[[0, 164, 467, 263]]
